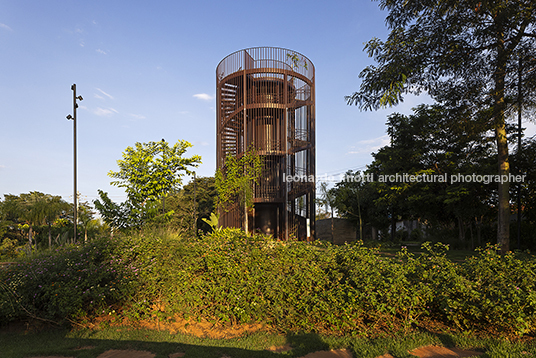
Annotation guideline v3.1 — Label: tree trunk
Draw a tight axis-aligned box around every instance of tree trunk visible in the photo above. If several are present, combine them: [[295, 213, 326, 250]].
[[469, 221, 474, 250], [390, 209, 396, 242], [28, 226, 33, 248], [457, 216, 465, 242], [244, 201, 248, 236], [475, 216, 482, 247], [494, 27, 510, 254], [372, 226, 378, 241], [48, 223, 52, 249]]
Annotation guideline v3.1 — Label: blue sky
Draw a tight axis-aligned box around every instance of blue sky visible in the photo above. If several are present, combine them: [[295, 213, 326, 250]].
[[2, 1, 530, 204]]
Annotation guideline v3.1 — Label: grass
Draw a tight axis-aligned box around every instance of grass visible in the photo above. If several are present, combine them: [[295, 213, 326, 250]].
[[374, 242, 482, 262], [1, 324, 535, 358]]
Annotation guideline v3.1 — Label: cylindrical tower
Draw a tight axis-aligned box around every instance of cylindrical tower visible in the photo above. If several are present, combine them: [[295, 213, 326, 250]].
[[216, 47, 315, 240]]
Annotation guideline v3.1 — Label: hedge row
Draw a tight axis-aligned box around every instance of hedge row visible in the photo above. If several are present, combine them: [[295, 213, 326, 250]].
[[1, 229, 535, 337]]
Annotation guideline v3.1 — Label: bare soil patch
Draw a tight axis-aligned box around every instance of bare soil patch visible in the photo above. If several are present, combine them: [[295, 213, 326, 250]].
[[84, 312, 268, 339]]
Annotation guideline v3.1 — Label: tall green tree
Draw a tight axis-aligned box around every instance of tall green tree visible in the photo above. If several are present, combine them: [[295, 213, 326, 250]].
[[347, 0, 536, 252], [18, 192, 48, 248], [108, 140, 201, 205], [43, 195, 70, 248], [333, 104, 496, 245], [512, 137, 536, 224], [95, 139, 201, 230], [0, 195, 24, 246], [77, 201, 95, 243], [215, 147, 263, 235]]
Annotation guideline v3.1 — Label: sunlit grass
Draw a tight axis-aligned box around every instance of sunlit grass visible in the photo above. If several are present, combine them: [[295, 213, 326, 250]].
[[1, 325, 535, 358]]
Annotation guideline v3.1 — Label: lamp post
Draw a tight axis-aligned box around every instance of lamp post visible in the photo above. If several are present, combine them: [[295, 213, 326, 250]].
[[67, 84, 83, 242]]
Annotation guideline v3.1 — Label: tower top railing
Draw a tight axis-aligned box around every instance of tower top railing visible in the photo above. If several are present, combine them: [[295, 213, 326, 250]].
[[217, 47, 315, 83]]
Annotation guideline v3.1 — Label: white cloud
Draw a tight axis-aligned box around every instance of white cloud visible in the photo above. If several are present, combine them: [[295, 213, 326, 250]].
[[0, 164, 6, 169], [95, 88, 114, 100], [347, 135, 390, 155], [193, 93, 214, 101], [96, 49, 107, 55], [129, 113, 146, 120], [0, 23, 13, 31], [94, 107, 118, 116]]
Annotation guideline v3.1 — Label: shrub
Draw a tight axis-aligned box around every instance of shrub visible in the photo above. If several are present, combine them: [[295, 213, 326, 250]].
[[461, 245, 536, 335], [0, 237, 137, 324], [2, 229, 536, 337]]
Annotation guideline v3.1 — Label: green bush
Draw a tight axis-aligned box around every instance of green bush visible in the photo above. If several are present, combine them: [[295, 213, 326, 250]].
[[2, 229, 536, 337], [0, 238, 137, 324], [0, 237, 24, 260]]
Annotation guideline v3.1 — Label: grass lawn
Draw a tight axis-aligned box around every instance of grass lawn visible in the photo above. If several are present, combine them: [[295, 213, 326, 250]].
[[1, 323, 535, 358], [374, 242, 482, 262]]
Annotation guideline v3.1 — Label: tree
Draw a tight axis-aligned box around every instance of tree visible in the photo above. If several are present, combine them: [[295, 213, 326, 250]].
[[164, 176, 217, 237], [108, 140, 201, 205], [0, 195, 25, 247], [332, 170, 389, 241], [95, 140, 202, 230], [93, 190, 132, 230], [77, 201, 95, 243], [333, 104, 497, 245], [1, 193, 69, 249], [346, 0, 536, 252], [317, 182, 336, 241], [18, 192, 48, 249], [512, 136, 536, 224], [215, 147, 263, 235], [43, 195, 70, 248]]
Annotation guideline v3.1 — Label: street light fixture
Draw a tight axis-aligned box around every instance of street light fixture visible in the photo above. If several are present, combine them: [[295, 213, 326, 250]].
[[67, 84, 83, 242]]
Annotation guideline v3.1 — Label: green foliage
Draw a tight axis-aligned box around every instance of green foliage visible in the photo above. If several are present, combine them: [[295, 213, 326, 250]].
[[108, 140, 201, 204], [331, 104, 510, 246], [93, 189, 159, 230], [201, 212, 220, 232], [0, 238, 24, 260], [286, 52, 309, 70], [0, 238, 138, 324], [347, 0, 536, 252], [0, 193, 73, 250], [164, 176, 217, 237], [215, 147, 263, 213], [95, 140, 202, 231], [462, 245, 536, 335], [215, 147, 263, 234], [2, 232, 536, 337]]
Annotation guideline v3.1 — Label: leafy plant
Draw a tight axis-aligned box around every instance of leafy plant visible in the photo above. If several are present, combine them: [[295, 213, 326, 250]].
[[201, 212, 220, 232]]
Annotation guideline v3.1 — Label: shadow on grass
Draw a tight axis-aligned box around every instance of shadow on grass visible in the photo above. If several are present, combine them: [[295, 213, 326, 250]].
[[0, 324, 332, 358]]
